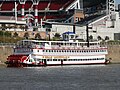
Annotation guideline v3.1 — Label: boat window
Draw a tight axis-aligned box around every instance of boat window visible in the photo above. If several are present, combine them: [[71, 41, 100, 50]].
[[53, 59, 57, 61], [58, 59, 61, 61], [47, 59, 52, 61], [63, 59, 67, 61]]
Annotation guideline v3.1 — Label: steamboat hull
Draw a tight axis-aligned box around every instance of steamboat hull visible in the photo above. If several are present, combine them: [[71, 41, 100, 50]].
[[5, 62, 109, 67], [5, 56, 110, 67]]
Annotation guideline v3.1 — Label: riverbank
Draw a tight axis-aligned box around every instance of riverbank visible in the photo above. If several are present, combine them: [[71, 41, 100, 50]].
[[0, 63, 7, 68]]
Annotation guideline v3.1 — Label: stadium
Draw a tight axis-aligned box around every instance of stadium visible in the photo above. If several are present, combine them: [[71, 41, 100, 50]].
[[0, 0, 120, 41]]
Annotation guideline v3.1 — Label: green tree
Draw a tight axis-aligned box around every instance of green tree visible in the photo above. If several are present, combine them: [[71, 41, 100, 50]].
[[53, 33, 61, 41], [89, 35, 93, 41], [5, 31, 11, 37], [0, 31, 11, 37], [13, 32, 18, 37], [35, 33, 41, 40], [97, 36, 102, 41], [54, 33, 61, 38], [105, 36, 109, 40], [24, 32, 29, 39]]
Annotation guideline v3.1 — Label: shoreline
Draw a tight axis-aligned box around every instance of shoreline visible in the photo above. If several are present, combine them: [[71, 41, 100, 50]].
[[0, 61, 120, 68], [0, 63, 7, 68]]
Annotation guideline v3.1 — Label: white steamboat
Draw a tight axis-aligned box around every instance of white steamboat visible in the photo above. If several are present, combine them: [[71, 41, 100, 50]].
[[6, 39, 109, 67]]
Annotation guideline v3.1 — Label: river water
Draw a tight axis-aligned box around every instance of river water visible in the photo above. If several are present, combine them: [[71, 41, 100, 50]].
[[0, 64, 120, 90]]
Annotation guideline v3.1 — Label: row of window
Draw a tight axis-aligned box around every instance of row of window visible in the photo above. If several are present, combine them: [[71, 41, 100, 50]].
[[43, 49, 106, 53], [35, 58, 105, 61], [51, 42, 98, 46]]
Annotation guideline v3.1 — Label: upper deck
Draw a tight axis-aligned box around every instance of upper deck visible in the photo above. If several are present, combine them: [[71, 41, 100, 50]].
[[15, 40, 105, 49], [13, 40, 108, 55]]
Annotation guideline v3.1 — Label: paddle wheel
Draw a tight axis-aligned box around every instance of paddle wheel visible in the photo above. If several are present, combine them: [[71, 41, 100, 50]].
[[6, 55, 29, 67]]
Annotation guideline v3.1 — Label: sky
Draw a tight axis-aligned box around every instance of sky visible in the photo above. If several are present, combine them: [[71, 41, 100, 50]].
[[115, 0, 120, 5]]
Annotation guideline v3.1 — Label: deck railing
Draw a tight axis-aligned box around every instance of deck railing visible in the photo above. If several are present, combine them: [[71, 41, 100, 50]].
[[0, 42, 120, 47]]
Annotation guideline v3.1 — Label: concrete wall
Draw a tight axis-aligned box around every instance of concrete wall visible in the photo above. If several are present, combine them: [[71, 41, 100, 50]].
[[106, 45, 120, 63], [0, 45, 120, 64], [0, 46, 13, 63]]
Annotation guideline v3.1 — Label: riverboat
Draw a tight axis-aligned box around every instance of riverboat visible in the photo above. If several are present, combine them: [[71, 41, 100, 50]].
[[5, 39, 109, 67]]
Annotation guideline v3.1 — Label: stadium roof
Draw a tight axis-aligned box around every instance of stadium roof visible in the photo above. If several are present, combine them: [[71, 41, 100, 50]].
[[83, 0, 106, 7], [0, 0, 106, 8]]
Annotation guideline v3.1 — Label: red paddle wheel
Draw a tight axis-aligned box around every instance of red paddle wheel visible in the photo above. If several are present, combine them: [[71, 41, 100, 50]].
[[6, 55, 29, 67]]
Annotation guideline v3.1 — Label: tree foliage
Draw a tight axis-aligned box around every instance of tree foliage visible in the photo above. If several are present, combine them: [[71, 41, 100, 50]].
[[13, 32, 18, 37], [24, 32, 29, 39], [54, 33, 61, 38], [0, 31, 11, 37], [105, 36, 109, 40], [97, 36, 102, 40], [35, 33, 41, 40]]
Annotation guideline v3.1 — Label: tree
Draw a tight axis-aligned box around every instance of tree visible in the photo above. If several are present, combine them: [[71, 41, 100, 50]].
[[13, 32, 18, 37], [20, 25, 25, 31], [97, 36, 102, 41], [105, 36, 109, 40], [54, 33, 61, 38], [52, 33, 61, 40], [24, 32, 29, 39], [5, 31, 11, 37], [35, 33, 41, 40], [89, 35, 93, 41], [1, 24, 7, 30]]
